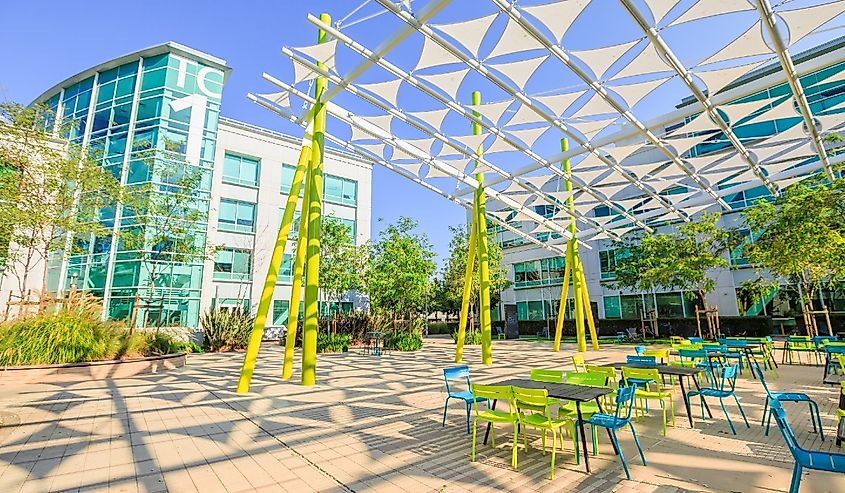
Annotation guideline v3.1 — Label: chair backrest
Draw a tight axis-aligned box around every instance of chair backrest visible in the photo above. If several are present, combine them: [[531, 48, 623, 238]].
[[724, 340, 747, 348], [689, 337, 704, 344], [530, 368, 564, 383], [825, 342, 845, 355], [443, 365, 471, 395], [626, 355, 657, 365], [769, 399, 803, 462], [513, 386, 551, 423], [566, 371, 607, 387], [614, 384, 638, 420], [813, 335, 837, 347], [717, 364, 740, 392], [634, 345, 647, 355], [678, 348, 707, 361], [751, 362, 773, 397], [572, 353, 586, 372], [471, 384, 513, 414], [621, 367, 661, 391], [585, 365, 617, 387], [643, 348, 670, 362]]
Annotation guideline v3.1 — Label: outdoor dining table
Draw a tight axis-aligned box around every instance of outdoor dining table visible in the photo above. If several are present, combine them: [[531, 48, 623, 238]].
[[366, 331, 385, 356], [481, 378, 612, 473], [601, 362, 709, 428]]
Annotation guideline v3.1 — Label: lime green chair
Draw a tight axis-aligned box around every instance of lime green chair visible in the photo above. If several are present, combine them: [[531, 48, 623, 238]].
[[561, 371, 608, 455], [513, 386, 578, 479], [470, 384, 518, 466], [530, 368, 564, 406], [572, 353, 586, 372], [585, 365, 618, 409], [622, 367, 676, 435]]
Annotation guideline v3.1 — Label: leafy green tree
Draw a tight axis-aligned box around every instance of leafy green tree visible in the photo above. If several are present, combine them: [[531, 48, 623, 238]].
[[319, 216, 367, 308], [440, 223, 510, 318], [0, 102, 123, 296], [367, 217, 436, 319], [742, 177, 845, 310], [612, 212, 738, 308]]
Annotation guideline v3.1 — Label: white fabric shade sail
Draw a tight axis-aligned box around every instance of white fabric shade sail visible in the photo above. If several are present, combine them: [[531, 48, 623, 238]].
[[253, 0, 845, 247]]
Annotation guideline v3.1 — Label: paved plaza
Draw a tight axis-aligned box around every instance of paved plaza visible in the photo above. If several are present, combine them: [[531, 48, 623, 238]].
[[0, 339, 844, 493]]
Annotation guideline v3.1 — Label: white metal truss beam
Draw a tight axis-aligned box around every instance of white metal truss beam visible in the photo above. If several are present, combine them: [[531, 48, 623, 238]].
[[492, 0, 737, 209], [374, 0, 688, 223], [618, 0, 779, 197], [249, 92, 570, 255], [296, 0, 452, 127], [755, 0, 835, 181], [306, 14, 652, 234]]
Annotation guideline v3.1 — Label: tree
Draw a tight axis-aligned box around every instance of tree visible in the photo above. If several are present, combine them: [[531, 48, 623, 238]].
[[440, 223, 510, 319], [319, 216, 367, 309], [612, 212, 738, 308], [366, 217, 436, 318], [742, 176, 845, 311], [120, 142, 215, 325], [0, 103, 123, 296]]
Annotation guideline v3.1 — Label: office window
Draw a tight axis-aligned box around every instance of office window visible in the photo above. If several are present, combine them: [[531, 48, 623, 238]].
[[273, 300, 289, 326], [213, 248, 252, 281], [222, 153, 259, 186], [603, 296, 622, 319], [324, 174, 358, 206], [656, 292, 686, 318], [514, 257, 564, 288], [280, 164, 300, 194], [218, 199, 256, 233], [599, 250, 618, 280], [278, 254, 294, 283]]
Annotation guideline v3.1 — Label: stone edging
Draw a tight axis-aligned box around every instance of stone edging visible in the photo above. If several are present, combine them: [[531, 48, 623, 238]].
[[0, 352, 187, 384]]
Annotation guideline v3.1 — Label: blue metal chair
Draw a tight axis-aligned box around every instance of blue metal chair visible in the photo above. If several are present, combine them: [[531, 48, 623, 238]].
[[722, 340, 747, 374], [823, 343, 845, 377], [769, 399, 845, 493], [687, 364, 750, 435], [443, 366, 487, 433], [753, 363, 824, 440], [689, 337, 704, 344], [634, 345, 647, 356], [577, 384, 646, 480], [626, 355, 656, 365]]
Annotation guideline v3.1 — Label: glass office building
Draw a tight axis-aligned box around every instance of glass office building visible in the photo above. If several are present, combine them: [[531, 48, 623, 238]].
[[28, 42, 372, 329]]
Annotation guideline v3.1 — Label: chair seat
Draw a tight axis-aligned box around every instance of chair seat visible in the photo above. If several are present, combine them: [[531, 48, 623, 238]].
[[636, 389, 672, 399], [771, 392, 814, 402], [521, 413, 571, 430], [560, 401, 600, 416], [803, 450, 845, 472], [585, 413, 629, 430], [450, 391, 487, 403], [475, 409, 517, 424], [690, 388, 732, 398]]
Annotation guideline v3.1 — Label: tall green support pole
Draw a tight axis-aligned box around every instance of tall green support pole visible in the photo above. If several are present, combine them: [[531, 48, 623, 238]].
[[454, 213, 477, 363], [236, 138, 312, 393], [472, 90, 493, 365], [282, 155, 314, 380], [553, 242, 572, 352], [301, 12, 330, 386], [561, 137, 587, 352]]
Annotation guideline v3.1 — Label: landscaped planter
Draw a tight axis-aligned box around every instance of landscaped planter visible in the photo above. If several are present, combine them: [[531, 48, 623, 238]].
[[0, 352, 187, 384]]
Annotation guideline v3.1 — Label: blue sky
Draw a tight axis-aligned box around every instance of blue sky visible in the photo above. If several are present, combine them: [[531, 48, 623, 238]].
[[1, 0, 841, 267]]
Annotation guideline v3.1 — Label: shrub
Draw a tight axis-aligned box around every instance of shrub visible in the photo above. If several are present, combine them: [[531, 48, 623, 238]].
[[385, 329, 423, 351], [0, 302, 192, 366], [317, 333, 350, 353], [200, 307, 254, 352], [451, 329, 483, 345]]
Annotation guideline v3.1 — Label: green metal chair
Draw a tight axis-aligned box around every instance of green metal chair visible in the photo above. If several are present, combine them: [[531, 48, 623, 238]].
[[470, 384, 518, 466], [622, 367, 675, 435], [513, 386, 578, 479]]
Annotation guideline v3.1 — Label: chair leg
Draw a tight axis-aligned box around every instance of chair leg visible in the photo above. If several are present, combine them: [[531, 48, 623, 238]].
[[629, 422, 647, 465], [471, 420, 478, 461], [550, 429, 557, 480], [766, 405, 774, 436], [572, 423, 580, 465], [733, 394, 750, 428], [720, 398, 737, 435], [809, 400, 824, 441], [611, 429, 630, 480], [442, 397, 450, 428], [465, 402, 472, 434], [789, 463, 802, 493], [761, 396, 769, 427], [591, 425, 598, 456], [512, 423, 518, 469], [660, 399, 667, 436], [491, 426, 496, 448]]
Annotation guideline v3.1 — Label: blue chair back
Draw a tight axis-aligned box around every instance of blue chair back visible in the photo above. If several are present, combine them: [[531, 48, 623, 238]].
[[770, 400, 800, 457], [689, 337, 704, 344], [717, 364, 740, 392], [813, 336, 837, 347], [626, 355, 656, 365], [724, 340, 747, 348], [634, 345, 646, 356], [752, 363, 773, 397], [614, 384, 638, 421], [824, 343, 845, 355], [679, 348, 707, 359], [443, 365, 471, 396]]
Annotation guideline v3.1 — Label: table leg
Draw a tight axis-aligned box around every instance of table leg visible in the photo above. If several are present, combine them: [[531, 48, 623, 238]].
[[596, 397, 619, 456], [692, 375, 713, 418], [679, 375, 694, 429], [483, 399, 497, 445], [576, 401, 590, 472], [823, 354, 831, 381], [745, 349, 756, 380]]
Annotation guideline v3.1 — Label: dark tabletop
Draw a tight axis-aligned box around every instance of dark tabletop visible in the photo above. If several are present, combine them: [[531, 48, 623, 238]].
[[824, 374, 845, 385], [487, 378, 612, 402], [601, 362, 703, 377]]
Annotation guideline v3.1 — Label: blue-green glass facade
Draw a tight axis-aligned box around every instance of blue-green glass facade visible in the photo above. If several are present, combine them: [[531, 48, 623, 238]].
[[39, 45, 228, 328]]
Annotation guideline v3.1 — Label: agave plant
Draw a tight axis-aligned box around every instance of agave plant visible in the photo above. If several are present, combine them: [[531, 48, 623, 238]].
[[199, 307, 254, 352]]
